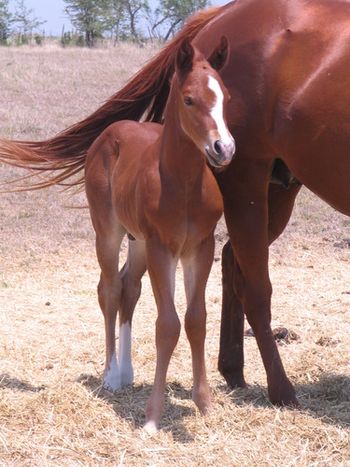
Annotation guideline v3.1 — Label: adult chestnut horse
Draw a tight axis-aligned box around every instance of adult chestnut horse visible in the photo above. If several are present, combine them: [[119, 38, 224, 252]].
[[1, 0, 349, 408]]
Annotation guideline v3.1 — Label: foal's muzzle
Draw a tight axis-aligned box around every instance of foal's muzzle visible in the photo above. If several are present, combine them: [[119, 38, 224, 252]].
[[205, 137, 236, 169]]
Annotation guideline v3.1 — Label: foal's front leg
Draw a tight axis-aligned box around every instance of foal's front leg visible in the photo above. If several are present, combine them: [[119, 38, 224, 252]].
[[182, 234, 215, 415], [144, 240, 180, 433]]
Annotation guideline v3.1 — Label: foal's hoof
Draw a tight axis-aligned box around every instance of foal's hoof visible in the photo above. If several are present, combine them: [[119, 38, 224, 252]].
[[193, 389, 212, 415], [196, 400, 212, 416], [103, 380, 121, 392], [103, 366, 134, 392], [143, 420, 159, 434], [119, 366, 134, 387]]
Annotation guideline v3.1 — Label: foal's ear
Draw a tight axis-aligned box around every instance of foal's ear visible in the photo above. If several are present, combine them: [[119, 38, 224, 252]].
[[208, 36, 229, 71], [176, 38, 194, 79]]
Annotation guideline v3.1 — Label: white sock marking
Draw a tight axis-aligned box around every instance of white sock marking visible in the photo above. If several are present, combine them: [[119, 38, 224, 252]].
[[119, 322, 134, 386], [208, 76, 233, 146], [103, 351, 121, 391], [143, 420, 158, 434]]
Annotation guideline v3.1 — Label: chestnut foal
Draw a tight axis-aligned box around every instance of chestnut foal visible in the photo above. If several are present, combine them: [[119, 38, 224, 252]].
[[85, 37, 235, 431]]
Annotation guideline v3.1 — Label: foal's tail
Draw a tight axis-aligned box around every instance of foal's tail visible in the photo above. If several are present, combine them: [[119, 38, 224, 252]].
[[0, 6, 222, 189]]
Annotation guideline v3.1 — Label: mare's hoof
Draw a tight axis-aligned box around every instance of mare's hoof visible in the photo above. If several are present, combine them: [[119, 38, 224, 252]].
[[268, 383, 299, 408], [271, 397, 300, 409], [220, 369, 247, 389]]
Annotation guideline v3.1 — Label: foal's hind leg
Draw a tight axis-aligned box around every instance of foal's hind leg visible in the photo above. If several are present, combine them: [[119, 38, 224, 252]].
[[95, 225, 126, 391], [118, 239, 147, 386], [182, 234, 215, 415], [85, 140, 129, 391]]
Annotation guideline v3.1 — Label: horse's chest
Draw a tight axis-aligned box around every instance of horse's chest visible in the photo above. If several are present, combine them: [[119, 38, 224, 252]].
[[159, 203, 221, 254]]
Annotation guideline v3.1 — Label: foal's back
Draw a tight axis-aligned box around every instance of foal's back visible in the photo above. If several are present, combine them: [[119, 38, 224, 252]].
[[85, 120, 161, 199], [86, 120, 161, 177]]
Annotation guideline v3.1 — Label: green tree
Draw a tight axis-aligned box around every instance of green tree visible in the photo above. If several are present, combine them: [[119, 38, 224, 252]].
[[12, 0, 45, 43], [153, 0, 210, 41], [0, 0, 12, 44], [122, 0, 149, 42], [64, 0, 109, 47], [104, 0, 150, 43], [104, 0, 126, 42]]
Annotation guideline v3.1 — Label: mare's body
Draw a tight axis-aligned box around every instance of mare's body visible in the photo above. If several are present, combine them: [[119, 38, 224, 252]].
[[191, 0, 350, 405]]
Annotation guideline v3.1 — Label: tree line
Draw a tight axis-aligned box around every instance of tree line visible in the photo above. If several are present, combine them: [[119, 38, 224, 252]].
[[0, 0, 210, 47], [0, 0, 45, 45]]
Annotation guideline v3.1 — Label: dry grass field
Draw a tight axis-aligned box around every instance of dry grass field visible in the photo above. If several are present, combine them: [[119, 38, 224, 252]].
[[0, 43, 349, 466]]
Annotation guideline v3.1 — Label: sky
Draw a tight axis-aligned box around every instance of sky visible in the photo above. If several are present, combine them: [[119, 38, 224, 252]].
[[9, 0, 72, 35], [9, 0, 226, 36]]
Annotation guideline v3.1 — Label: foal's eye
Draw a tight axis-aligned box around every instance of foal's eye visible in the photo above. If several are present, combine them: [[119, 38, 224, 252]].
[[184, 96, 193, 106]]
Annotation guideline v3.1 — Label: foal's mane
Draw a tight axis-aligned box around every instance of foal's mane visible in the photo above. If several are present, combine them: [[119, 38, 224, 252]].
[[0, 7, 223, 189]]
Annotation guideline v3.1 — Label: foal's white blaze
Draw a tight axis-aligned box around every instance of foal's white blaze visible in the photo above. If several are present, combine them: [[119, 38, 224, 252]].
[[208, 75, 232, 145], [118, 321, 134, 386], [103, 351, 121, 391]]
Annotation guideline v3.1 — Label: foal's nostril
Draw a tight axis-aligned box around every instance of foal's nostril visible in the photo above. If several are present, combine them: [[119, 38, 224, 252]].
[[214, 140, 223, 155]]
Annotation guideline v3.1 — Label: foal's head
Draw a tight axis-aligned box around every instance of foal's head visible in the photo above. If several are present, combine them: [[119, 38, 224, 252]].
[[173, 36, 235, 169]]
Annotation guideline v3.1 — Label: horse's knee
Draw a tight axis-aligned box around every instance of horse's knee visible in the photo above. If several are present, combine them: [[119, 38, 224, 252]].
[[98, 274, 122, 314], [156, 312, 181, 348], [185, 307, 206, 340]]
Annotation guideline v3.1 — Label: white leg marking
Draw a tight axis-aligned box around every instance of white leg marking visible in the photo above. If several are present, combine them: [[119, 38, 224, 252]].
[[143, 420, 159, 434], [119, 322, 134, 386], [103, 351, 121, 391], [208, 75, 234, 146]]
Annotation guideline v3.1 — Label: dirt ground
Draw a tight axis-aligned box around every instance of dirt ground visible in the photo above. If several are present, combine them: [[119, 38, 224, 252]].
[[0, 44, 349, 466]]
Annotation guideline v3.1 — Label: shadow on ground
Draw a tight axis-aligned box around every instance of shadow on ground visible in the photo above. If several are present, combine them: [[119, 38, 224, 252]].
[[77, 373, 196, 442], [0, 373, 46, 392], [217, 372, 350, 428]]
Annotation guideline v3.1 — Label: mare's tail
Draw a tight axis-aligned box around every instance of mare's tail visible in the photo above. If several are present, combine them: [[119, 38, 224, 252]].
[[0, 6, 222, 189]]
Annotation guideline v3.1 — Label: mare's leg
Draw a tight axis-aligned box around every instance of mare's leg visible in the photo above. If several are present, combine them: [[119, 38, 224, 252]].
[[118, 239, 147, 386], [218, 182, 301, 389], [144, 240, 180, 432], [220, 157, 298, 406], [181, 235, 215, 414], [218, 241, 246, 388]]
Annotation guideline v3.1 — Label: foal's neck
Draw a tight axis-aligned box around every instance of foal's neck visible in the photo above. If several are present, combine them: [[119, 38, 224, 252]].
[[159, 88, 205, 184]]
